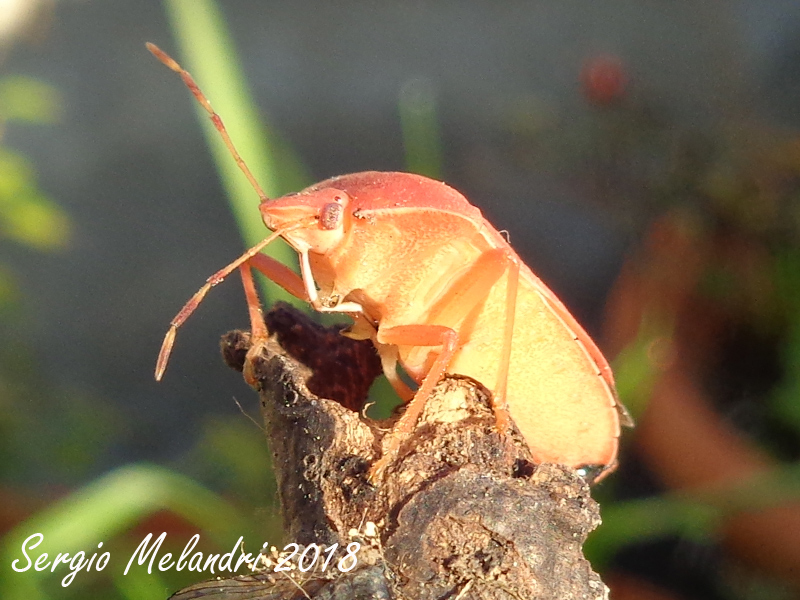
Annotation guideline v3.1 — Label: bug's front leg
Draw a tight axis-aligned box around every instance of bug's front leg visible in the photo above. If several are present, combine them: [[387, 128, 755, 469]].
[[239, 253, 309, 386], [238, 262, 268, 387], [299, 249, 364, 314]]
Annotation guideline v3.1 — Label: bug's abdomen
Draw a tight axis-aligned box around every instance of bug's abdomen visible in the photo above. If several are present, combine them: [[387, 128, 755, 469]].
[[455, 268, 619, 468], [344, 207, 620, 469], [400, 262, 620, 469]]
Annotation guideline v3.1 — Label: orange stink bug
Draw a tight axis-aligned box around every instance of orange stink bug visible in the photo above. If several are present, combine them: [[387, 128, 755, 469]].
[[148, 43, 630, 482]]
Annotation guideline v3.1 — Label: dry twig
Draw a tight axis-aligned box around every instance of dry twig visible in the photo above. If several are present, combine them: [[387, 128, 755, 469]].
[[169, 304, 608, 600]]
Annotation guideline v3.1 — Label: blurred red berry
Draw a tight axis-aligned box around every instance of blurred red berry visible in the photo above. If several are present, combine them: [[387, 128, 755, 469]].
[[581, 54, 627, 105]]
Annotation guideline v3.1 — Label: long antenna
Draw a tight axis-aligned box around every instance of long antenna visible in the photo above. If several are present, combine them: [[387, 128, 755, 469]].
[[146, 42, 270, 204], [154, 228, 285, 381]]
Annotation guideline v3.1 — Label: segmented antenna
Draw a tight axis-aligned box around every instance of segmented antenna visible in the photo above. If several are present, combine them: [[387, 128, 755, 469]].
[[146, 42, 270, 204]]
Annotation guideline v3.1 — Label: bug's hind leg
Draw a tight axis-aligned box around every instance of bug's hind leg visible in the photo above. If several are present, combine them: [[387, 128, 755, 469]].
[[422, 247, 521, 439], [369, 249, 523, 482], [490, 252, 520, 438]]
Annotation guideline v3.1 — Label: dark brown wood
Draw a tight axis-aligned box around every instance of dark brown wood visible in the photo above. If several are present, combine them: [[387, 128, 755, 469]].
[[172, 304, 608, 600]]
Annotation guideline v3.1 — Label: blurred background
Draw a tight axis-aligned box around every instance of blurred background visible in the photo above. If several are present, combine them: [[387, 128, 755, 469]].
[[1, 0, 800, 598]]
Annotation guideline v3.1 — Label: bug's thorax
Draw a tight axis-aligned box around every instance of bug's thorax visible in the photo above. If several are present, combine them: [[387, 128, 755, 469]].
[[326, 207, 497, 328], [262, 171, 498, 327]]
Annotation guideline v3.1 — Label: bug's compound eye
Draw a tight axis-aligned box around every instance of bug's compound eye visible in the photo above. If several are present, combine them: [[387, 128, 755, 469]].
[[320, 200, 344, 230]]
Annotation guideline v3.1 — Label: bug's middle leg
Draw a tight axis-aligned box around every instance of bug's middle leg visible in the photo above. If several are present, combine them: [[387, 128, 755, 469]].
[[341, 314, 415, 403], [369, 247, 519, 480], [370, 324, 459, 480]]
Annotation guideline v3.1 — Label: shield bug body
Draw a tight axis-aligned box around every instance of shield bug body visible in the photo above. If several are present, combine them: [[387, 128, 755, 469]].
[[149, 43, 629, 481]]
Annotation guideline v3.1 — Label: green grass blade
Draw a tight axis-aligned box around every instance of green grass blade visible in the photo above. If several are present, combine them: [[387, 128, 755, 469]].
[[587, 461, 800, 566], [399, 77, 443, 180], [0, 464, 250, 599], [162, 0, 312, 306]]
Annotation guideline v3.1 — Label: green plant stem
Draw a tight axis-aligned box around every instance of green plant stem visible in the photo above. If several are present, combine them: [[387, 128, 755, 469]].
[[162, 0, 311, 306]]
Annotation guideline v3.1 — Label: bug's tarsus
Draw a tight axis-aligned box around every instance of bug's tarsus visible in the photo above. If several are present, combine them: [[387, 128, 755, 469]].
[[145, 42, 270, 204]]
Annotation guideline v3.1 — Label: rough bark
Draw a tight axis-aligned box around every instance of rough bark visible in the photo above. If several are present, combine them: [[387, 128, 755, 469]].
[[169, 304, 608, 600]]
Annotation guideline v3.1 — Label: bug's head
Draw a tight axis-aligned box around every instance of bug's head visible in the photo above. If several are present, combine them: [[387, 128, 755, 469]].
[[260, 187, 350, 254]]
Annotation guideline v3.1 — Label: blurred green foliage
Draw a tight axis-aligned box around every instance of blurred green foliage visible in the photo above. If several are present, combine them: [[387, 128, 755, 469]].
[[0, 73, 77, 481], [568, 70, 800, 598], [1, 4, 284, 600], [0, 464, 263, 599], [399, 77, 443, 180], [0, 76, 69, 251], [771, 249, 800, 434], [1, 1, 416, 595]]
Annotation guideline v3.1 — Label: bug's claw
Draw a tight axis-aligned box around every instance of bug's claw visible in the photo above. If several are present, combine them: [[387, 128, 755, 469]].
[[241, 335, 271, 388], [367, 428, 407, 485], [367, 454, 392, 485]]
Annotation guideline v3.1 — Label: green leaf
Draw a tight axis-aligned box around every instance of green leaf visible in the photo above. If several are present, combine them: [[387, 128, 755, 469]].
[[587, 461, 800, 567], [0, 77, 60, 124], [0, 149, 70, 250]]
